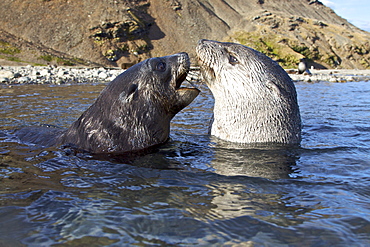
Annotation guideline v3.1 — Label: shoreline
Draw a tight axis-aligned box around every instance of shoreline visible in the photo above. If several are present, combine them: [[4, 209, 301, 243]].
[[1, 65, 370, 85], [288, 69, 370, 82], [0, 65, 123, 85]]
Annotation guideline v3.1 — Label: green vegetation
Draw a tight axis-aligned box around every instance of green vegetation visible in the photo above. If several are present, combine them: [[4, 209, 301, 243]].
[[323, 54, 339, 67], [277, 55, 300, 68], [291, 45, 310, 57], [0, 55, 23, 63], [290, 44, 321, 61], [39, 54, 75, 66], [353, 45, 369, 56], [119, 44, 129, 52], [0, 41, 87, 66], [56, 57, 74, 66], [0, 54, 45, 66], [0, 41, 21, 55], [230, 31, 300, 68], [359, 59, 370, 68], [71, 57, 87, 65], [39, 54, 54, 62], [134, 44, 149, 54]]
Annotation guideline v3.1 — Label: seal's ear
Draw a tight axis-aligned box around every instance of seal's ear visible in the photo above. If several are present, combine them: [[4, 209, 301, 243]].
[[266, 80, 282, 97], [119, 84, 138, 103], [126, 84, 138, 102]]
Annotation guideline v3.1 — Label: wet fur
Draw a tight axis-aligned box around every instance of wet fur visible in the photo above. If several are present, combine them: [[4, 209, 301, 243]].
[[53, 53, 199, 154], [60, 53, 199, 153], [196, 40, 301, 144]]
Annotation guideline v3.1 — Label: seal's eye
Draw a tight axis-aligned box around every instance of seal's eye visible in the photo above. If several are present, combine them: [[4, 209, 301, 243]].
[[229, 55, 239, 65], [155, 62, 166, 72]]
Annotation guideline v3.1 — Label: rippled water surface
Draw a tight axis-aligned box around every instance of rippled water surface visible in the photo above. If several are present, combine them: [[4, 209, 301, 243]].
[[1, 80, 370, 246]]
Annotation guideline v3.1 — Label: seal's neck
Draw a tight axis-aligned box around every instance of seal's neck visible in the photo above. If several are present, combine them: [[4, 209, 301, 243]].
[[60, 94, 170, 153], [211, 93, 301, 144]]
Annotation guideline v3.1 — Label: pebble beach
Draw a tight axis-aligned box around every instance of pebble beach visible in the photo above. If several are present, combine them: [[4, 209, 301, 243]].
[[1, 65, 370, 85], [0, 65, 124, 85], [288, 69, 370, 83]]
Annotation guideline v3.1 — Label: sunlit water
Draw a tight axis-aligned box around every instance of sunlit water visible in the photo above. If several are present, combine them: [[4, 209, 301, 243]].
[[1, 80, 370, 246]]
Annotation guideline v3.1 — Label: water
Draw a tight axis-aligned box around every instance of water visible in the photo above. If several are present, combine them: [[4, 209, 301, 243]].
[[1, 80, 370, 246]]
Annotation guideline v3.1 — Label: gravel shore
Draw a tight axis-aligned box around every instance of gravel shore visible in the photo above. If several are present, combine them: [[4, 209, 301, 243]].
[[288, 69, 370, 82], [0, 65, 124, 85], [1, 65, 370, 85]]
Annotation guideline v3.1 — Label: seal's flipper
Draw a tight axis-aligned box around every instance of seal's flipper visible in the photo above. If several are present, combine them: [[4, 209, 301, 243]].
[[171, 88, 200, 115]]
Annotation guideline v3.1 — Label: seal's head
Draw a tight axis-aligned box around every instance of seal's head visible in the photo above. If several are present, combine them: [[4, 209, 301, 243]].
[[196, 39, 301, 144], [60, 52, 200, 153]]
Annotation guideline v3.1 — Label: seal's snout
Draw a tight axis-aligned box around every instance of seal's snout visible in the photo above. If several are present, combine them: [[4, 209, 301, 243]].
[[167, 52, 199, 115], [198, 39, 207, 45], [198, 39, 216, 46], [196, 39, 217, 82], [178, 51, 189, 57], [171, 52, 190, 90], [176, 52, 190, 65]]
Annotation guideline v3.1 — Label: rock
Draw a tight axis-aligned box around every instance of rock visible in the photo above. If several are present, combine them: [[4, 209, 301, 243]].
[[32, 70, 41, 76], [261, 12, 272, 17], [295, 17, 305, 23], [57, 70, 68, 77], [13, 72, 22, 78], [347, 76, 355, 81], [39, 69, 51, 76], [17, 76, 31, 83], [55, 78, 64, 85], [0, 70, 14, 79], [0, 66, 124, 84], [0, 77, 10, 83], [98, 72, 108, 79], [313, 20, 328, 27], [302, 76, 311, 82], [107, 76, 116, 81]]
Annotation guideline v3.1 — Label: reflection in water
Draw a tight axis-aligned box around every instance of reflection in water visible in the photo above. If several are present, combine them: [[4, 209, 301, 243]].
[[208, 139, 299, 179], [200, 139, 301, 223]]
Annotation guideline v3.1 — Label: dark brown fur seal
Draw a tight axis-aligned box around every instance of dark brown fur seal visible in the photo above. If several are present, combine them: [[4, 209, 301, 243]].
[[196, 40, 301, 144], [56, 52, 199, 153]]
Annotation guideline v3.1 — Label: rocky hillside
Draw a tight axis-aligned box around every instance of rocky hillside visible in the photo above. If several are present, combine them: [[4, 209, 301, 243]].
[[1, 0, 369, 69]]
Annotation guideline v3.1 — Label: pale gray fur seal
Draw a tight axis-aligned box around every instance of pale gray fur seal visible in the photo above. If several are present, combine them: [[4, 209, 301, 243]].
[[196, 40, 301, 144], [38, 52, 199, 154], [298, 58, 311, 75]]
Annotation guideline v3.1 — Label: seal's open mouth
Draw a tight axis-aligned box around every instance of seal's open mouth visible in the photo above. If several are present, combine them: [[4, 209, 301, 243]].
[[171, 69, 200, 115], [196, 40, 217, 81], [175, 70, 200, 91], [175, 71, 188, 89]]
